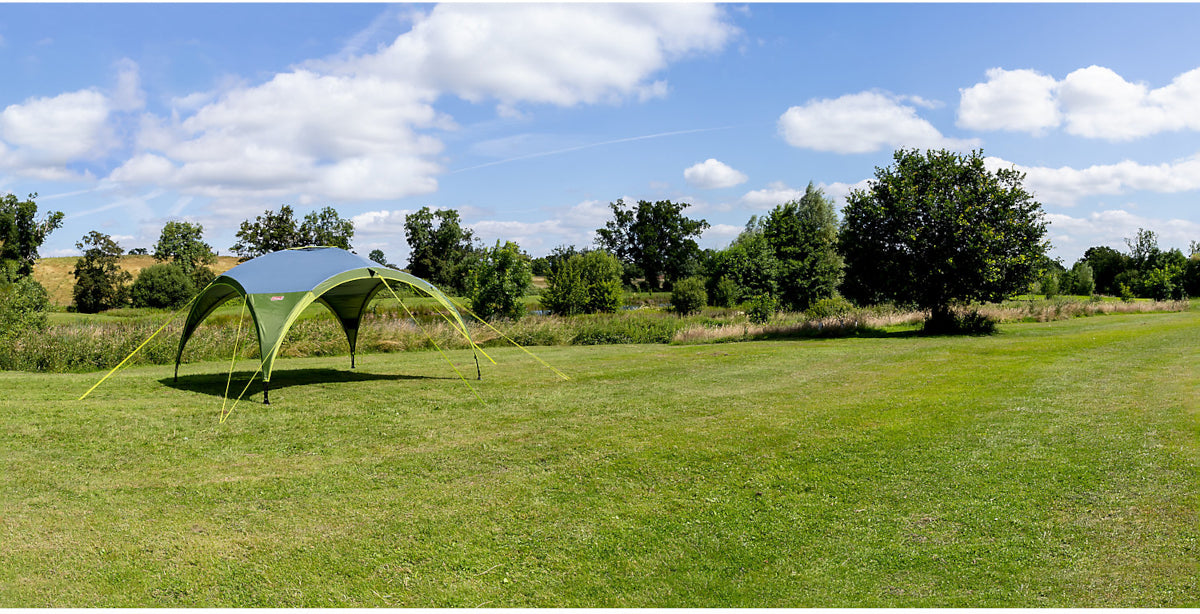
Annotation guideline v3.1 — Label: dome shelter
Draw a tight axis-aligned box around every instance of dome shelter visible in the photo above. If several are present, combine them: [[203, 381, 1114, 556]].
[[174, 246, 478, 403]]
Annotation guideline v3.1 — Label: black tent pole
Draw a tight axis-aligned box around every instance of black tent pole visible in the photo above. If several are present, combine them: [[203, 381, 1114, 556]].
[[263, 380, 270, 405]]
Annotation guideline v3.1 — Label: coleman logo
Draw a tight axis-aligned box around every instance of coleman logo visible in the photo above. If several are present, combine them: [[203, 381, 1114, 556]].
[[270, 296, 285, 301]]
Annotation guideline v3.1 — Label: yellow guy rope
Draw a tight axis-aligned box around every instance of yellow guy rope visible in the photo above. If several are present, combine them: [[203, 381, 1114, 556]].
[[448, 297, 570, 381], [380, 280, 485, 405], [78, 289, 206, 401], [220, 299, 248, 417], [220, 363, 262, 424]]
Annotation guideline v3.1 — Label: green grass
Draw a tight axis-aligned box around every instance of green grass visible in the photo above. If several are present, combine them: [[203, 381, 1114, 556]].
[[2, 310, 1198, 606]]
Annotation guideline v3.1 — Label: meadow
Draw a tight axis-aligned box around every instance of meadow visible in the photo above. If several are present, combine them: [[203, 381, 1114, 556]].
[[1, 307, 1197, 606]]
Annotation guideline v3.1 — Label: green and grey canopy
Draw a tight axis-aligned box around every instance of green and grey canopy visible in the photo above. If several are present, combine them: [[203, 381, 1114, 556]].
[[175, 246, 474, 384]]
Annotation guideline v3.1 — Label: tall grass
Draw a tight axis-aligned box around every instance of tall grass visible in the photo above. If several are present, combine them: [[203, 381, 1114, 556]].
[[1, 297, 1189, 373]]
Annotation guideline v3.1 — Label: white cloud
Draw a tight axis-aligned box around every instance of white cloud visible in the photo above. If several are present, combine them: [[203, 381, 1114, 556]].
[[684, 158, 748, 189], [985, 154, 1200, 207], [1046, 209, 1200, 257], [111, 58, 145, 112], [778, 91, 978, 154], [0, 89, 113, 166], [703, 223, 742, 242], [957, 68, 1060, 134], [959, 65, 1200, 140], [740, 181, 805, 209]]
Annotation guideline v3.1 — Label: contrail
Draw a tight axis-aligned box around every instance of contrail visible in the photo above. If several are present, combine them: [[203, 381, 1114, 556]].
[[448, 125, 740, 174]]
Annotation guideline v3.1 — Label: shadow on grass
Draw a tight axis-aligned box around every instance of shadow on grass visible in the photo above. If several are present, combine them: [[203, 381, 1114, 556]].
[[162, 367, 456, 399]]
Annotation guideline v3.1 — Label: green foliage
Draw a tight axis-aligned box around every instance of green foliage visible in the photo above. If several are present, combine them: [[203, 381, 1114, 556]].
[[922, 309, 997, 335], [0, 192, 64, 282], [596, 198, 709, 290], [1118, 282, 1135, 302], [368, 249, 389, 267], [404, 207, 478, 294], [130, 263, 196, 309], [231, 205, 354, 258], [706, 227, 778, 305], [531, 244, 582, 277], [191, 265, 216, 290], [0, 276, 50, 337], [1080, 245, 1129, 295], [1069, 261, 1095, 296], [468, 240, 533, 321], [709, 277, 740, 308], [540, 250, 624, 316], [840, 148, 1048, 323], [72, 231, 131, 313], [153, 221, 215, 274], [805, 295, 854, 320], [747, 293, 777, 325], [1142, 262, 1186, 301], [763, 183, 843, 311], [670, 276, 707, 316]]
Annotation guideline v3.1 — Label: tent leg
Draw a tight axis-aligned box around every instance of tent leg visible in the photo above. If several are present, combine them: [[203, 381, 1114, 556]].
[[263, 380, 270, 405], [474, 352, 481, 380], [174, 363, 178, 383], [351, 352, 356, 369]]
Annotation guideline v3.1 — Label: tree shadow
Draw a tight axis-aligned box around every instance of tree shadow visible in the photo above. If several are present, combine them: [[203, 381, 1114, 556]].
[[161, 368, 456, 399]]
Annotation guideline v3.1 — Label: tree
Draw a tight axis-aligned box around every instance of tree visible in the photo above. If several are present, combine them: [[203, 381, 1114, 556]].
[[130, 263, 195, 308], [231, 205, 301, 258], [839, 149, 1048, 328], [0, 192, 64, 282], [299, 206, 354, 249], [705, 227, 778, 305], [671, 276, 707, 315], [368, 249, 389, 267], [73, 231, 132, 313], [762, 183, 844, 311], [230, 205, 354, 259], [1069, 260, 1095, 296], [153, 221, 215, 275], [404, 207, 478, 294], [595, 198, 709, 290], [0, 276, 51, 338], [1080, 246, 1129, 295], [531, 244, 582, 277], [468, 240, 533, 320], [540, 250, 624, 315]]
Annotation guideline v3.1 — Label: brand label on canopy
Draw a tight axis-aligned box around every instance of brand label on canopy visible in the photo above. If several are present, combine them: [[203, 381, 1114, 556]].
[[270, 296, 284, 301]]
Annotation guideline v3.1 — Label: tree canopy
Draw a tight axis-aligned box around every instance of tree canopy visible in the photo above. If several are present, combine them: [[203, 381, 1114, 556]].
[[73, 231, 132, 313], [154, 221, 215, 275], [840, 149, 1048, 324], [0, 192, 63, 282], [762, 183, 843, 311], [595, 198, 708, 290], [468, 240, 532, 321], [404, 207, 478, 294], [231, 205, 354, 258]]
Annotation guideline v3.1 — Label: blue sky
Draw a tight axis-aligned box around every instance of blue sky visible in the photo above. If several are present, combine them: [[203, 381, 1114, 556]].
[[3, 3, 1200, 265]]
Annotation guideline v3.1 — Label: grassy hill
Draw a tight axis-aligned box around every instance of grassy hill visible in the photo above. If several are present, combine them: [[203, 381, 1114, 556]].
[[32, 255, 243, 307], [1, 310, 1196, 606]]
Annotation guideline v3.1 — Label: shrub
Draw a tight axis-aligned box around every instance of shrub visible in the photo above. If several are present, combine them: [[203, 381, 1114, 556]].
[[468, 240, 532, 321], [671, 276, 707, 315], [541, 251, 623, 316], [0, 277, 50, 336], [130, 263, 196, 308], [923, 309, 996, 335], [747, 293, 777, 325], [709, 277, 739, 308], [805, 295, 854, 320], [191, 265, 217, 290]]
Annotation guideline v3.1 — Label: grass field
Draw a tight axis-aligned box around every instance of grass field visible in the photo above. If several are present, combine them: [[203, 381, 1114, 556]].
[[1, 309, 1197, 606]]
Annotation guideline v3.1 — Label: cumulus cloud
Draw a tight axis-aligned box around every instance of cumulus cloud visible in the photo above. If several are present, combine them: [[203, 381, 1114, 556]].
[[958, 65, 1200, 140], [684, 158, 748, 189], [957, 68, 1060, 134], [1046, 209, 1200, 256], [778, 91, 979, 154], [740, 181, 805, 209], [100, 4, 737, 209], [985, 154, 1200, 207], [0, 89, 114, 167]]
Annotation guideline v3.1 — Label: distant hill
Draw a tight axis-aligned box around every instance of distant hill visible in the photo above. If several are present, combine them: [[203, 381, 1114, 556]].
[[32, 255, 242, 307]]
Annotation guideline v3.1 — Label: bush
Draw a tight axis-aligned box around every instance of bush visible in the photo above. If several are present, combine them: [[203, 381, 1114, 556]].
[[468, 240, 532, 321], [541, 251, 624, 316], [191, 265, 217, 290], [709, 277, 739, 308], [671, 276, 707, 315], [131, 263, 195, 308], [747, 294, 777, 325], [0, 277, 50, 336], [805, 295, 854, 320], [922, 310, 996, 335]]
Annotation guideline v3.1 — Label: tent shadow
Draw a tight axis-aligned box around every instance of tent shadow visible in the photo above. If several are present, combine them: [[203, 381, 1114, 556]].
[[162, 367, 456, 399]]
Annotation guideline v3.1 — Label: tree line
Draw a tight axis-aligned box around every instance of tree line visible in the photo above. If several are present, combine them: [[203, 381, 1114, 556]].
[[5, 148, 1199, 329]]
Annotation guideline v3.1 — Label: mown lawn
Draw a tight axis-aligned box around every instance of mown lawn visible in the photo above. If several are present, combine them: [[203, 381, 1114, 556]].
[[1, 310, 1197, 606]]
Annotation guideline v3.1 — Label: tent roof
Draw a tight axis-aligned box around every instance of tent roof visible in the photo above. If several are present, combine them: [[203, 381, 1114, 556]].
[[220, 246, 385, 294]]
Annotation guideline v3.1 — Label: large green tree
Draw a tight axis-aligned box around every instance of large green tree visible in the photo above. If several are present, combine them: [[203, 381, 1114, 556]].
[[839, 148, 1048, 326], [595, 198, 709, 290], [404, 207, 478, 294], [73, 231, 132, 313], [0, 192, 64, 282], [153, 220, 215, 275], [540, 250, 624, 316], [231, 205, 354, 258], [468, 240, 533, 321], [763, 183, 844, 311]]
